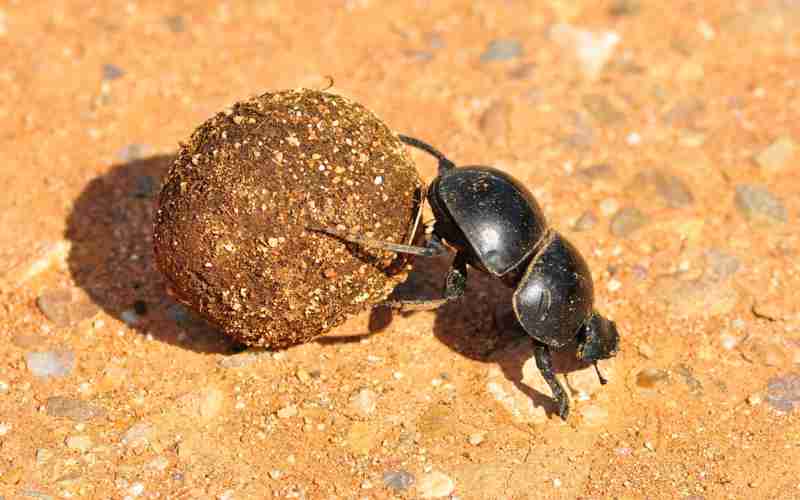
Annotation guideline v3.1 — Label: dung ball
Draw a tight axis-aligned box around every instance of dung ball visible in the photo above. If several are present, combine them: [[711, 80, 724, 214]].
[[153, 89, 423, 347]]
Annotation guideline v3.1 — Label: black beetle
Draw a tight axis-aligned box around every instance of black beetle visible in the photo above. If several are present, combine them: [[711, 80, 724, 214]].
[[312, 135, 620, 419]]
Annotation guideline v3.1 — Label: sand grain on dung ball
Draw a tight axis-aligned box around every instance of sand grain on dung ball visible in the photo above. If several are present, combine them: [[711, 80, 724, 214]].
[[153, 89, 423, 347]]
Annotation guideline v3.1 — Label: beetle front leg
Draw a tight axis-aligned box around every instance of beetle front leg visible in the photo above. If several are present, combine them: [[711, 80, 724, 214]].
[[532, 341, 569, 420]]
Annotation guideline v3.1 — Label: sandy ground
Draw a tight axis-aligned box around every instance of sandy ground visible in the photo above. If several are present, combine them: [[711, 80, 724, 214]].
[[1, 1, 799, 499]]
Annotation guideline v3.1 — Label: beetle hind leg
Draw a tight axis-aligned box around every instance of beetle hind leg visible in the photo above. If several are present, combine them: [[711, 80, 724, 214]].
[[382, 251, 468, 311]]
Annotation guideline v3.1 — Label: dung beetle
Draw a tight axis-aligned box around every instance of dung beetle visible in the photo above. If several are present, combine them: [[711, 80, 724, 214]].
[[312, 134, 620, 419]]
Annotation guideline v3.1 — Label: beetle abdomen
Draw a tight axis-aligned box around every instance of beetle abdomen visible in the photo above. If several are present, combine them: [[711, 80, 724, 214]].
[[512, 232, 594, 348], [435, 166, 547, 276]]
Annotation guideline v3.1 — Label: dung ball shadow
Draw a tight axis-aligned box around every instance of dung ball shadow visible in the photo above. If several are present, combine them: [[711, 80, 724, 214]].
[[66, 154, 239, 354]]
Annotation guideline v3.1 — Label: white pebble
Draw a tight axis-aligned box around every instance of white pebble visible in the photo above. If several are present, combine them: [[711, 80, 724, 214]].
[[0, 422, 11, 436], [553, 478, 562, 488], [599, 198, 619, 216], [626, 132, 641, 145], [607, 279, 622, 292], [0, 380, 9, 392], [129, 483, 144, 497], [418, 471, 455, 498], [719, 333, 739, 350], [373, 175, 383, 185], [277, 405, 298, 419], [392, 371, 404, 380], [468, 432, 485, 446]]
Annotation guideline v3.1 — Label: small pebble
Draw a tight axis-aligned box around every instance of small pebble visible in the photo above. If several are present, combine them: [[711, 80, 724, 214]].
[[610, 207, 649, 237], [747, 393, 762, 406], [277, 405, 298, 419], [634, 169, 694, 208], [120, 309, 141, 326], [599, 198, 619, 217], [26, 350, 76, 378], [582, 94, 624, 124], [164, 15, 185, 33], [36, 287, 100, 327], [46, 396, 106, 422], [122, 422, 154, 448], [638, 343, 655, 359], [550, 23, 620, 80], [609, 0, 640, 16], [117, 143, 150, 163], [102, 63, 125, 81], [218, 349, 268, 368], [755, 136, 795, 173], [607, 279, 622, 292], [703, 249, 740, 282], [766, 373, 800, 412], [348, 388, 378, 418], [418, 471, 455, 498], [719, 333, 740, 350], [65, 435, 93, 453], [480, 39, 523, 62], [468, 432, 485, 446], [269, 469, 283, 480], [36, 448, 53, 465], [636, 368, 669, 389], [0, 422, 10, 436], [128, 483, 145, 497], [734, 184, 787, 223], [573, 211, 597, 231], [580, 405, 609, 426], [383, 470, 415, 491], [553, 478, 563, 488], [146, 456, 169, 471]]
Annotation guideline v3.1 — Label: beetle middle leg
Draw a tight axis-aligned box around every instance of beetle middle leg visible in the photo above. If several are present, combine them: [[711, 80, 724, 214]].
[[532, 340, 569, 420]]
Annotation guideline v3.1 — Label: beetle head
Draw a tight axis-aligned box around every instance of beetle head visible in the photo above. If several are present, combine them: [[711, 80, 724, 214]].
[[577, 312, 619, 363]]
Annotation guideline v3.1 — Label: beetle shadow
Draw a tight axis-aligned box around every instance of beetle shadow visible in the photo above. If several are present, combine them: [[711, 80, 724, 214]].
[[65, 153, 240, 354], [326, 251, 586, 419]]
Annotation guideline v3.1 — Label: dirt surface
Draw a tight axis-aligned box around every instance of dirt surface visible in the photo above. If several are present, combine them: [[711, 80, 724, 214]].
[[1, 1, 799, 499]]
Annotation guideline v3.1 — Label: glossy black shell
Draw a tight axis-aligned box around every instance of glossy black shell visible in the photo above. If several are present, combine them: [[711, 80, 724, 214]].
[[512, 233, 594, 348], [429, 166, 548, 276]]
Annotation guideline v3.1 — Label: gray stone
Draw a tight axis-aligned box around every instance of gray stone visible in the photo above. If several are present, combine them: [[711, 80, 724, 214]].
[[26, 350, 76, 378], [383, 470, 415, 491], [634, 169, 694, 208], [766, 373, 800, 412], [480, 39, 523, 62], [734, 184, 787, 223], [46, 396, 106, 422], [610, 207, 649, 237], [102, 63, 125, 81]]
